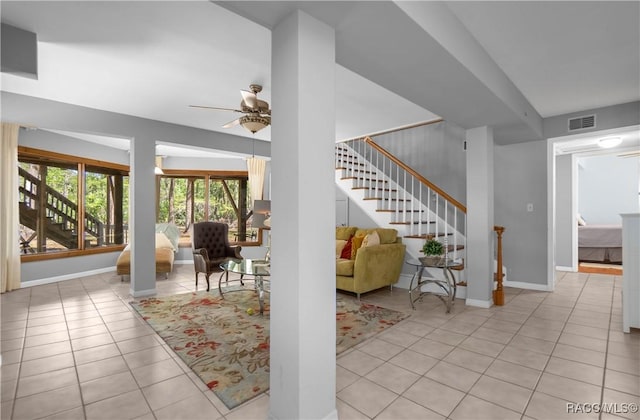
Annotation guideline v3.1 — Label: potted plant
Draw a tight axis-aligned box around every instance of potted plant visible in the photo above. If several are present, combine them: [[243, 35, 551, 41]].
[[420, 237, 444, 266]]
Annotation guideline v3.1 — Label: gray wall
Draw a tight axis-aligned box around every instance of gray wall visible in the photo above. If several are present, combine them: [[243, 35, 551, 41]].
[[372, 121, 467, 205], [10, 93, 638, 288], [18, 129, 129, 283], [7, 92, 273, 283], [164, 156, 247, 171], [578, 154, 640, 224], [19, 128, 130, 164], [495, 140, 548, 285], [544, 101, 640, 140], [335, 186, 377, 228], [555, 154, 574, 268], [21, 251, 121, 284]]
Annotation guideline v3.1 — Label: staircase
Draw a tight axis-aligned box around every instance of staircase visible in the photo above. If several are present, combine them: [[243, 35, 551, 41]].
[[19, 202, 78, 250], [335, 138, 467, 281], [18, 167, 104, 251]]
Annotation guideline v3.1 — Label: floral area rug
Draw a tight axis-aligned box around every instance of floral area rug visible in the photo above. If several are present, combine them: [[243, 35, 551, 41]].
[[131, 290, 408, 409]]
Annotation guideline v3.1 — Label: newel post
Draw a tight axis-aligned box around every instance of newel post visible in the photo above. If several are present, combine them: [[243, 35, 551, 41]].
[[493, 225, 505, 306]]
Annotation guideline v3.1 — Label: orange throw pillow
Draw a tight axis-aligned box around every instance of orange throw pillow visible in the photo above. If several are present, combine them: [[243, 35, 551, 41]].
[[351, 235, 364, 259]]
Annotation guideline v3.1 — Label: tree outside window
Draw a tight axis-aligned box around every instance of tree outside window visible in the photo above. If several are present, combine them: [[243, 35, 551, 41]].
[[156, 173, 258, 244], [18, 150, 129, 255]]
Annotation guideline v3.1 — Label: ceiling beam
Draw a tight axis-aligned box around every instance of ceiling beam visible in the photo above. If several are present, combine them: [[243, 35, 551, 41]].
[[394, 1, 542, 139], [1, 23, 38, 79]]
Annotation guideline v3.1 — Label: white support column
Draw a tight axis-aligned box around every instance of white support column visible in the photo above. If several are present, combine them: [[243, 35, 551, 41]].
[[465, 126, 494, 307], [129, 137, 157, 297], [270, 10, 337, 420]]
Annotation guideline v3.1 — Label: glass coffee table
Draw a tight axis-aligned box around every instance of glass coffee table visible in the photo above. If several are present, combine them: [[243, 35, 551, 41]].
[[219, 259, 270, 315]]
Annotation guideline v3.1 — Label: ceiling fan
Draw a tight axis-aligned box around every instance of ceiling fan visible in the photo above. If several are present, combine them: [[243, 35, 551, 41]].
[[190, 84, 271, 134]]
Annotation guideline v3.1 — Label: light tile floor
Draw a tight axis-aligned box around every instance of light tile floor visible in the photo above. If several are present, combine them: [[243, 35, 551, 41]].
[[1, 266, 639, 419]]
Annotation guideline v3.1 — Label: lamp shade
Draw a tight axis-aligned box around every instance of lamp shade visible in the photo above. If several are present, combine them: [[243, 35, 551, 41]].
[[253, 199, 271, 215], [253, 199, 271, 228], [155, 156, 164, 175]]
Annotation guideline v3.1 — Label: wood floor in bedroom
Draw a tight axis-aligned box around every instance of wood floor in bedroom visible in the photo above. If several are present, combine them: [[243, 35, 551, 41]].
[[579, 262, 623, 276]]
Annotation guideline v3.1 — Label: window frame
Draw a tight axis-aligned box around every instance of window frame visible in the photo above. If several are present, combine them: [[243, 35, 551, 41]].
[[158, 169, 263, 247], [18, 148, 262, 263], [19, 146, 129, 262]]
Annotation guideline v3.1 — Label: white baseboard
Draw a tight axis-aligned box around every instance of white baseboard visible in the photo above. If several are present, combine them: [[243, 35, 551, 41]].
[[22, 260, 194, 288], [397, 274, 551, 303], [269, 408, 338, 420], [503, 280, 553, 292], [130, 288, 157, 298], [556, 266, 576, 272], [465, 298, 492, 308], [21, 266, 117, 288]]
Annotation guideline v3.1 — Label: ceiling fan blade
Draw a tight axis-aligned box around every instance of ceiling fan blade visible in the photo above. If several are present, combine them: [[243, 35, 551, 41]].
[[222, 118, 241, 129], [240, 90, 258, 109], [189, 105, 243, 112]]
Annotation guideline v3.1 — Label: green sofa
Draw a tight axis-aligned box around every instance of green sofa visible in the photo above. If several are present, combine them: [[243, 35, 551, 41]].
[[335, 226, 406, 299]]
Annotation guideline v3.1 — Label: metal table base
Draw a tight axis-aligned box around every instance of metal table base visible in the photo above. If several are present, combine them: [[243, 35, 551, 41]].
[[407, 259, 459, 313]]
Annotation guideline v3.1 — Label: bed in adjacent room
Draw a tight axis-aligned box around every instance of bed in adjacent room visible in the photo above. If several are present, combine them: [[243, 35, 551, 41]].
[[578, 224, 623, 263]]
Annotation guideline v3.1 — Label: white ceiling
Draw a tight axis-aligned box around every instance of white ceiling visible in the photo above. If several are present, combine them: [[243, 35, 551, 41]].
[[446, 1, 640, 118], [1, 1, 638, 156], [0, 0, 436, 151]]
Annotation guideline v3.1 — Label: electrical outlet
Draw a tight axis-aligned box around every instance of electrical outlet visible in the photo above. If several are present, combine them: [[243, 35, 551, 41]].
[[527, 203, 533, 212]]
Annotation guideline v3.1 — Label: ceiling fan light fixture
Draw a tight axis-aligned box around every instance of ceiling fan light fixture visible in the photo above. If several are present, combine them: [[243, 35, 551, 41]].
[[240, 114, 270, 134], [597, 136, 622, 148]]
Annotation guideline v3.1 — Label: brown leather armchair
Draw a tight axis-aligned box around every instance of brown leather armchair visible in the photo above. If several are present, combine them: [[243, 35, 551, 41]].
[[192, 222, 242, 291]]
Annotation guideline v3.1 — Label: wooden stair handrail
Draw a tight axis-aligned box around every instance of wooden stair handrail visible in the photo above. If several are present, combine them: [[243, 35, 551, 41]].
[[337, 141, 505, 234], [338, 118, 445, 143], [336, 139, 508, 301], [364, 136, 467, 213]]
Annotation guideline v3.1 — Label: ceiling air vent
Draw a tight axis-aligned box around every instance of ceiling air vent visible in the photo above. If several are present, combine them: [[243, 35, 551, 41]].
[[568, 115, 596, 131]]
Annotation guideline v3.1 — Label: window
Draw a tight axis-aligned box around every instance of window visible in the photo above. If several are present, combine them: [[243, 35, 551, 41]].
[[156, 171, 259, 244], [18, 147, 129, 257], [84, 165, 129, 248]]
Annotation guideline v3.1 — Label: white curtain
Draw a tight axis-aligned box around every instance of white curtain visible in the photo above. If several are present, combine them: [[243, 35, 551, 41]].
[[247, 157, 266, 207], [1, 123, 21, 292]]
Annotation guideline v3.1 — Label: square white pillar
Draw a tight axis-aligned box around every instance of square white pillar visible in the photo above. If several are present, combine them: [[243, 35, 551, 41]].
[[270, 10, 337, 420], [465, 126, 494, 307], [129, 137, 157, 297]]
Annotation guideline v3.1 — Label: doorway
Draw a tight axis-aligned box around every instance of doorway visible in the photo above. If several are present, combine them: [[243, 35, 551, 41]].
[[548, 125, 640, 286]]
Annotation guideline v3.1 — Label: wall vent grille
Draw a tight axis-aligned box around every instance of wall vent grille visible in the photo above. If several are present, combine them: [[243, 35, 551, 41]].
[[568, 115, 596, 131]]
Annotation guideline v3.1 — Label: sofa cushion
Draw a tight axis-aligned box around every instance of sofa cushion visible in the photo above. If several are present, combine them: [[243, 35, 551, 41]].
[[351, 235, 364, 259], [336, 258, 354, 276], [156, 232, 175, 251], [355, 228, 397, 244], [336, 240, 347, 258], [336, 226, 358, 241], [340, 236, 353, 259], [376, 228, 397, 244], [363, 231, 380, 247], [156, 223, 181, 250]]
